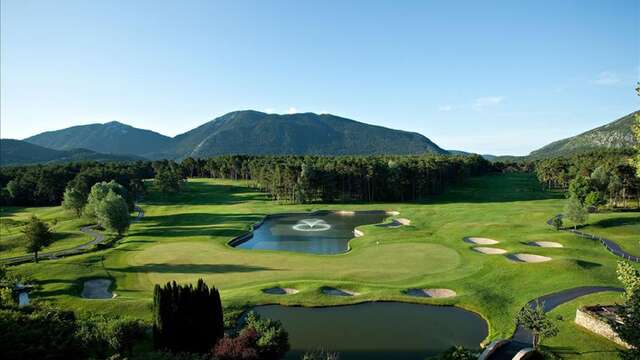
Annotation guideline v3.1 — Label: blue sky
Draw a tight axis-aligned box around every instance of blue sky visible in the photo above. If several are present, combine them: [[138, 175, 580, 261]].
[[1, 0, 638, 155]]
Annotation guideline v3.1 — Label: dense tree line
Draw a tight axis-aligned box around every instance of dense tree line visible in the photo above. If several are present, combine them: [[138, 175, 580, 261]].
[[177, 154, 493, 203], [0, 161, 154, 207], [535, 149, 639, 208]]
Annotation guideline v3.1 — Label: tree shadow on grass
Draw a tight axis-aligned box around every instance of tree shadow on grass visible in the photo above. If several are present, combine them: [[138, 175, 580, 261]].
[[589, 216, 640, 228], [107, 263, 276, 274], [143, 182, 267, 206], [575, 260, 602, 269]]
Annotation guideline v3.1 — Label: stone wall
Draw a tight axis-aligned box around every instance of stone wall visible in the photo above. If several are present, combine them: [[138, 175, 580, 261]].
[[575, 307, 630, 348]]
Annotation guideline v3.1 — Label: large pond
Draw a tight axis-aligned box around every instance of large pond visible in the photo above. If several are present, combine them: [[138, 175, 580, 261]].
[[231, 211, 389, 254], [252, 302, 488, 360]]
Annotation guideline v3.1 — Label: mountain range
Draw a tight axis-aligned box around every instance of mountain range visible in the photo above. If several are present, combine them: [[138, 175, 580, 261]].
[[1, 109, 637, 166]]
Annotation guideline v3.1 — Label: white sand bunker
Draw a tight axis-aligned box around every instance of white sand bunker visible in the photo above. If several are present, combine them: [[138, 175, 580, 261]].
[[336, 210, 355, 216], [396, 218, 411, 225], [508, 254, 552, 263], [354, 229, 365, 237], [81, 279, 115, 299], [473, 247, 507, 255], [321, 287, 360, 296], [406, 288, 457, 298], [262, 287, 299, 295], [386, 211, 400, 216], [528, 241, 563, 248], [464, 237, 499, 245]]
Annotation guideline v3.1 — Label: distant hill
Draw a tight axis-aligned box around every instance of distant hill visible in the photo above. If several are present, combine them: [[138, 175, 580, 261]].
[[23, 111, 446, 159], [172, 111, 446, 158], [0, 139, 141, 166], [25, 121, 174, 158], [528, 111, 638, 159]]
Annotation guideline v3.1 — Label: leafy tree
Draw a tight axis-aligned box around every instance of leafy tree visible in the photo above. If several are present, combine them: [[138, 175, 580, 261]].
[[564, 197, 588, 229], [62, 185, 86, 216], [551, 216, 563, 231], [515, 300, 559, 350], [244, 311, 290, 360], [22, 215, 53, 263], [154, 164, 184, 193], [617, 261, 640, 303], [567, 176, 591, 203], [104, 318, 146, 356], [301, 349, 340, 360], [153, 279, 224, 353], [0, 287, 16, 308], [85, 181, 130, 219], [633, 82, 640, 177], [615, 261, 640, 359], [438, 345, 475, 360], [213, 328, 259, 360], [96, 191, 131, 236], [584, 191, 602, 211]]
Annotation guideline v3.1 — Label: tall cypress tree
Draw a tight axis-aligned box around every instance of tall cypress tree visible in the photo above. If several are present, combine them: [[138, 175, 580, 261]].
[[153, 279, 224, 353]]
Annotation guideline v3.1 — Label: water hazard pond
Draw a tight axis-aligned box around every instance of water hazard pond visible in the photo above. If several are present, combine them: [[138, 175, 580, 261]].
[[252, 302, 488, 360], [231, 211, 389, 254]]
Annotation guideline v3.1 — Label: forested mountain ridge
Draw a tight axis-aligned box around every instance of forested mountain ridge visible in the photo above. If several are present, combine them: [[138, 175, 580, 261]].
[[172, 110, 446, 158], [25, 121, 174, 158], [21, 111, 446, 160], [528, 110, 638, 159], [0, 139, 142, 166]]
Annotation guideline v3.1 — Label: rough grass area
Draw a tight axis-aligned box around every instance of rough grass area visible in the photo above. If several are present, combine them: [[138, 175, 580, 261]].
[[3, 173, 639, 353], [0, 206, 93, 257]]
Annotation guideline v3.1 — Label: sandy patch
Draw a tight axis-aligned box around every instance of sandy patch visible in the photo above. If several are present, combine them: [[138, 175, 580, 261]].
[[336, 210, 355, 216], [386, 211, 400, 216], [473, 247, 507, 254], [405, 288, 457, 298], [321, 287, 360, 296], [396, 218, 411, 226], [528, 241, 563, 248], [81, 279, 115, 299], [354, 229, 365, 237], [464, 237, 499, 245], [262, 287, 299, 295], [508, 254, 552, 263]]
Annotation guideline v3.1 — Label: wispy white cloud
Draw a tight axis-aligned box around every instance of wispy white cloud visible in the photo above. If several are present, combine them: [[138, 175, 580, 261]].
[[287, 107, 298, 114], [472, 96, 504, 111], [592, 71, 621, 86], [438, 105, 453, 112]]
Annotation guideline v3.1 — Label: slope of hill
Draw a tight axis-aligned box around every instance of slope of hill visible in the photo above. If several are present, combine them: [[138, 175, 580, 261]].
[[172, 110, 446, 158], [25, 121, 174, 158], [528, 111, 638, 159], [0, 139, 142, 166]]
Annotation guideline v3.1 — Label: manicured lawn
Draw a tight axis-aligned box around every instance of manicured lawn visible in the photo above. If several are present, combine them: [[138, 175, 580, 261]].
[[581, 212, 640, 256], [3, 173, 639, 355]]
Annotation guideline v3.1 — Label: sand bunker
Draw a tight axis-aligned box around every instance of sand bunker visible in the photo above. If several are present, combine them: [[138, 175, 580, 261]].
[[464, 237, 499, 245], [354, 229, 365, 237], [396, 218, 411, 226], [406, 288, 457, 298], [528, 241, 563, 248], [508, 254, 552, 263], [473, 247, 508, 254], [81, 279, 115, 299], [262, 287, 299, 295], [321, 287, 360, 296], [336, 210, 355, 216], [386, 211, 400, 216]]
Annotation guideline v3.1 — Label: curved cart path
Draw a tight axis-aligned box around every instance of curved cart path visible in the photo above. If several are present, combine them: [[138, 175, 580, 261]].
[[547, 215, 639, 263], [488, 286, 623, 360], [0, 206, 144, 266]]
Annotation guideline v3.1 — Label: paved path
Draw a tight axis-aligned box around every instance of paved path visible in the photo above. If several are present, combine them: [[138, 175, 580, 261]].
[[547, 215, 640, 263], [0, 206, 144, 266], [488, 286, 623, 360]]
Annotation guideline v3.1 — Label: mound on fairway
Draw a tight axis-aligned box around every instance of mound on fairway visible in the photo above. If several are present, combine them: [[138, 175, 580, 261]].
[[508, 254, 552, 263], [528, 241, 563, 248], [464, 237, 499, 245], [81, 279, 114, 299], [405, 288, 457, 298], [321, 287, 360, 296], [473, 247, 507, 255], [262, 287, 299, 295]]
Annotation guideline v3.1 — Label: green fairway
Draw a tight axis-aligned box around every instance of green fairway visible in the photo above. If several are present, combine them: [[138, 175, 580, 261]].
[[3, 173, 639, 355]]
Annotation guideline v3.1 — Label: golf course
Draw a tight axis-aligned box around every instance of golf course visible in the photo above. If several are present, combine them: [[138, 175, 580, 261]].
[[2, 172, 637, 358]]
